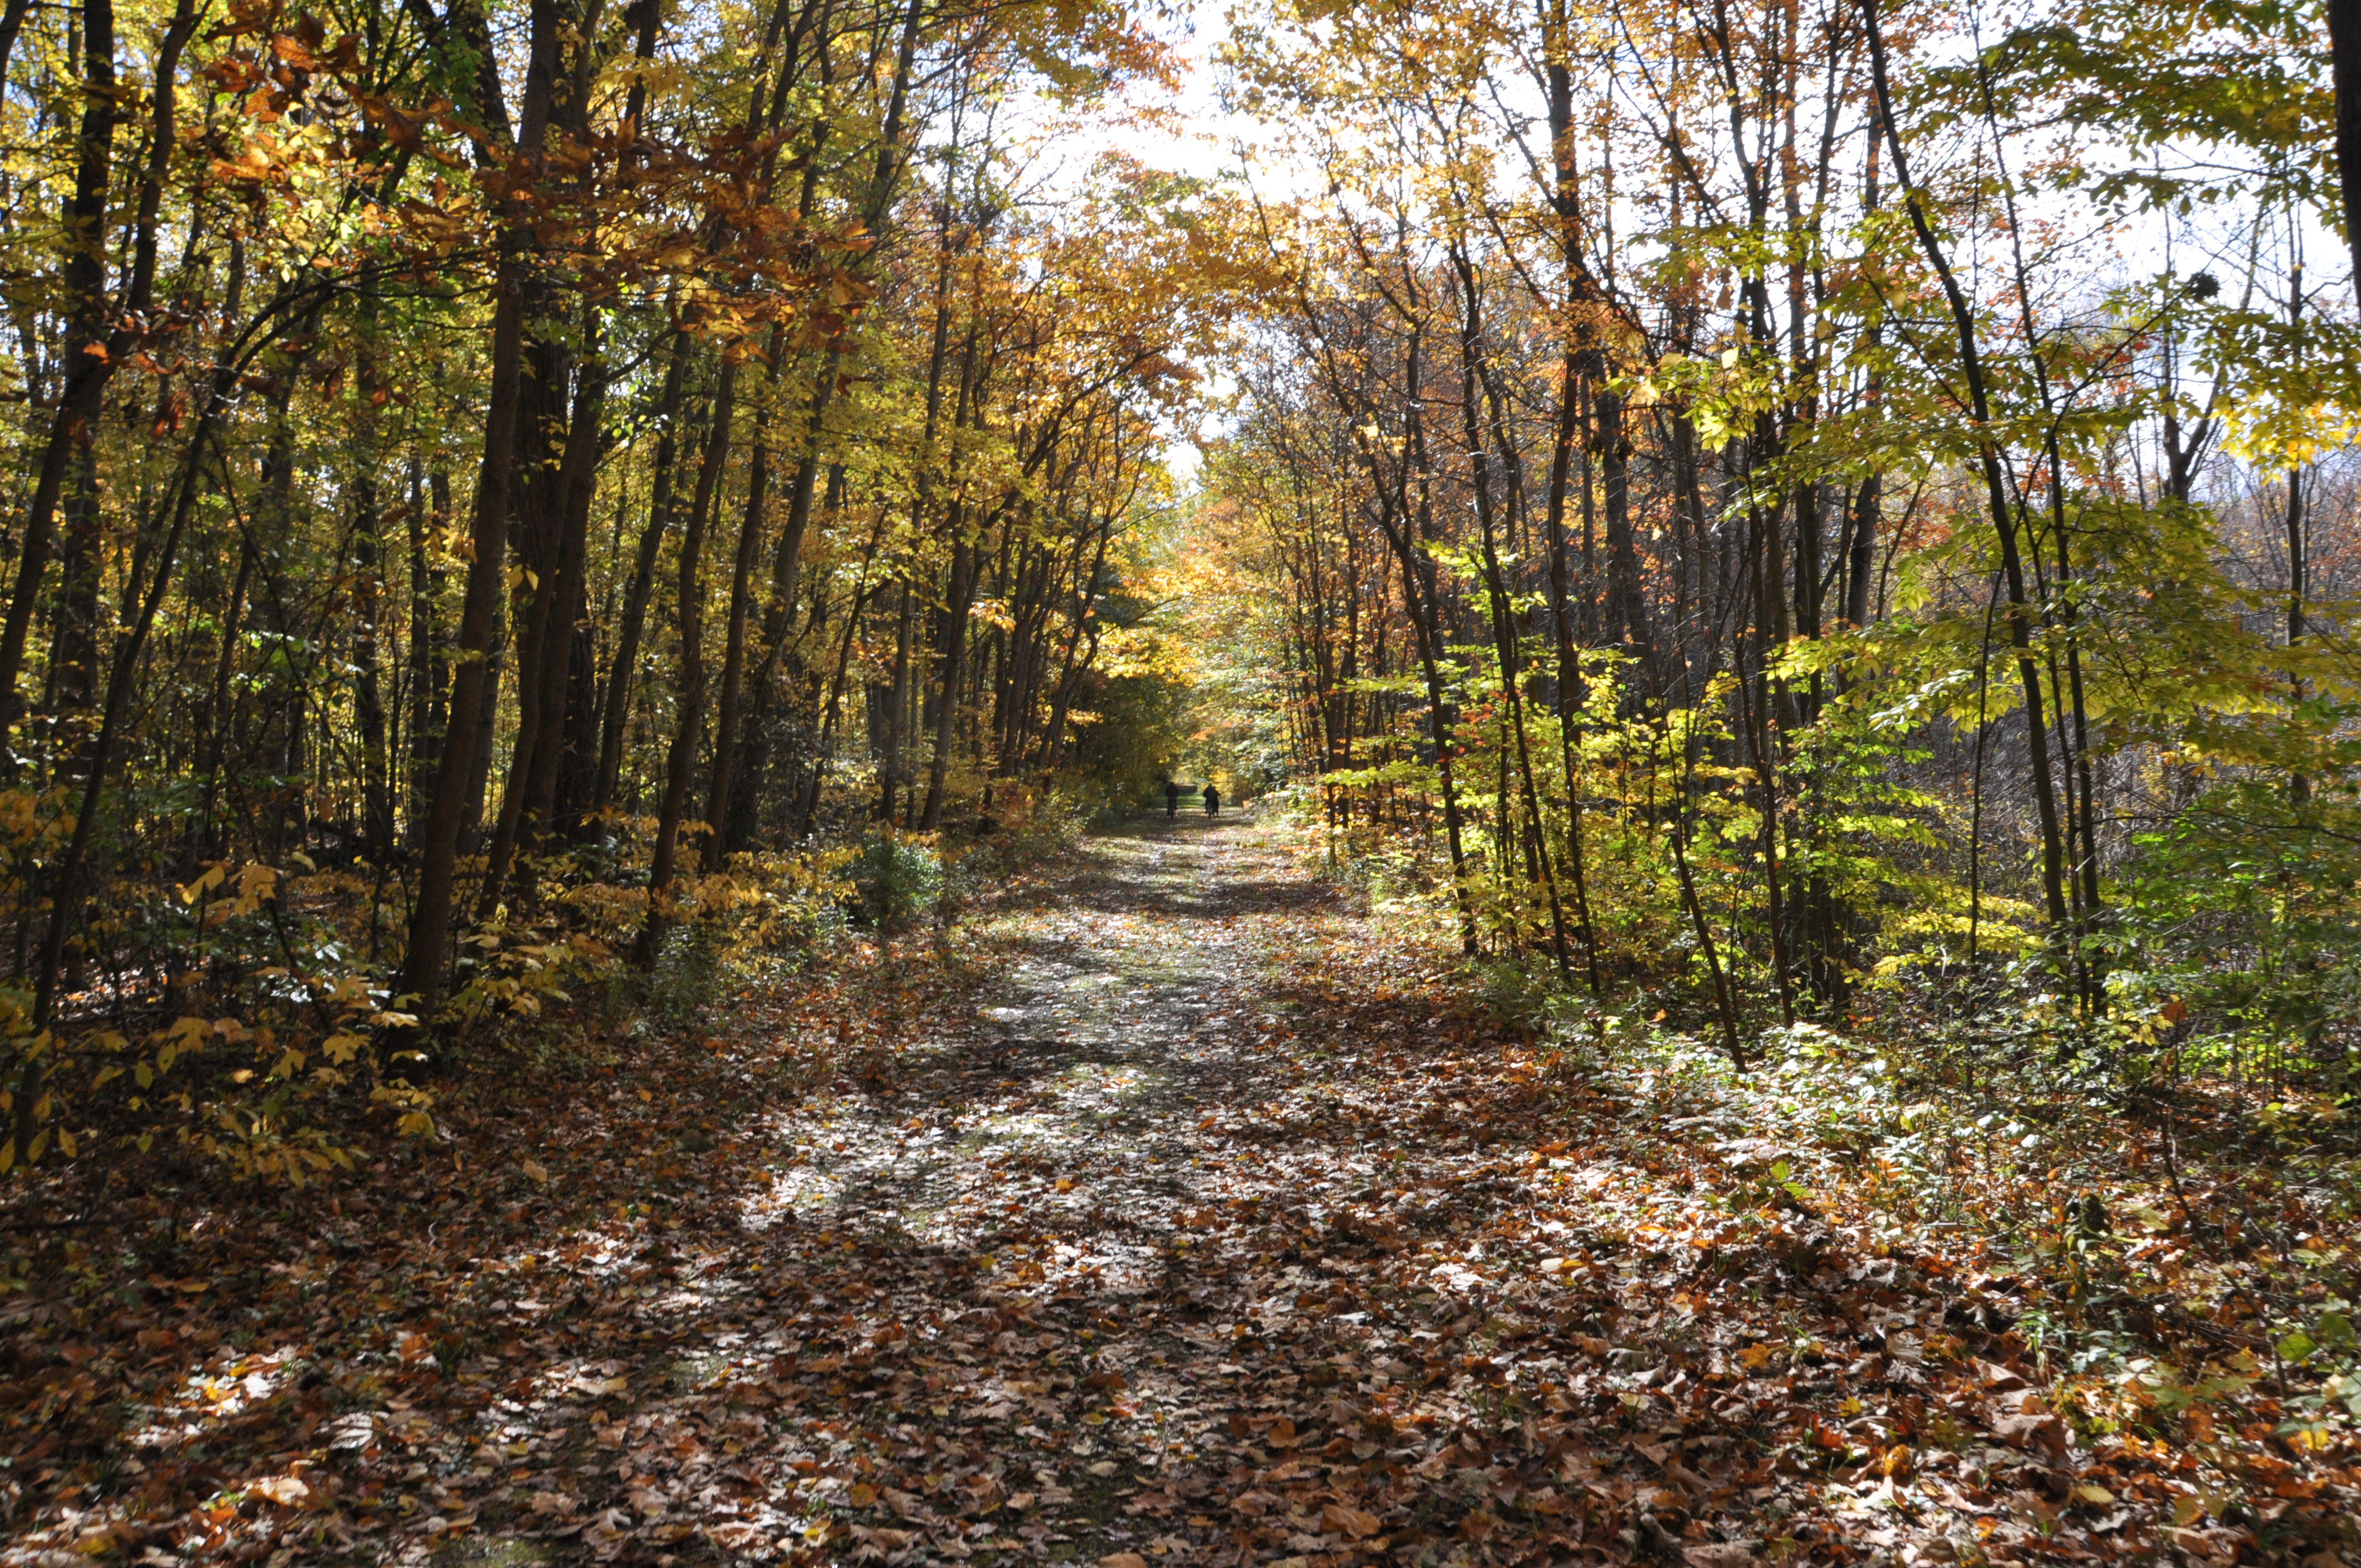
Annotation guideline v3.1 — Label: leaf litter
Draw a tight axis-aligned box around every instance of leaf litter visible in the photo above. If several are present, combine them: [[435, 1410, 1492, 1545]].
[[4, 815, 2355, 1566]]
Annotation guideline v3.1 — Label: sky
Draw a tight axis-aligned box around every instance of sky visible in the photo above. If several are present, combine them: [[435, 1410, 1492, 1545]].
[[998, 0, 2350, 492]]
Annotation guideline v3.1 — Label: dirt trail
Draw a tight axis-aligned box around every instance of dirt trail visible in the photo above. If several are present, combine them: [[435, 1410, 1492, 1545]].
[[20, 814, 2121, 1567], [765, 814, 1314, 1280], [466, 813, 2077, 1568], [765, 812, 1359, 1294]]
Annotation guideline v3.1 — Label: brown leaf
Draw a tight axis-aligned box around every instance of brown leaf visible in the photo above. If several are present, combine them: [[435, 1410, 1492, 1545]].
[[1980, 1359, 2028, 1392], [1684, 1545, 1759, 1568], [1989, 1411, 2065, 1455], [250, 1476, 309, 1507]]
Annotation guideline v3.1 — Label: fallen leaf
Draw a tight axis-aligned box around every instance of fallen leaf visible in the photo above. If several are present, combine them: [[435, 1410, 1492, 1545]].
[[1684, 1545, 1758, 1568], [1989, 1411, 2066, 1455]]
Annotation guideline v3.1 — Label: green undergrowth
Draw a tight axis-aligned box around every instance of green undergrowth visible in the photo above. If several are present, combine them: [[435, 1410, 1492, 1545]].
[[1505, 977, 2361, 1467], [1266, 785, 2361, 1483]]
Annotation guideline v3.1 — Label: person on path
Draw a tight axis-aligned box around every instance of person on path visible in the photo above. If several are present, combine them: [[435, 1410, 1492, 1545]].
[[1165, 780, 1181, 820], [1203, 782, 1220, 816]]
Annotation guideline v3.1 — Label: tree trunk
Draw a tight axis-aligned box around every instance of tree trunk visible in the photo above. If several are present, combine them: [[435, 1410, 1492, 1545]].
[[395, 0, 561, 1021], [1861, 0, 2071, 930], [0, 0, 122, 750], [591, 329, 692, 823], [354, 331, 393, 865], [701, 346, 782, 865], [480, 323, 606, 911], [408, 461, 451, 850], [2330, 0, 2361, 293], [635, 359, 738, 965], [919, 530, 977, 829]]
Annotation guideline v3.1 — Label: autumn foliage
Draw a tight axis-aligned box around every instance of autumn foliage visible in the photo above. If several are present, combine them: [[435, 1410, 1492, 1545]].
[[3, 0, 2361, 1561]]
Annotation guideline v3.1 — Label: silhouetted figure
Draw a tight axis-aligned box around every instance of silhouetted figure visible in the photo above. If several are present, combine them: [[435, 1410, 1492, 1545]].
[[1165, 780, 1181, 820], [1203, 783, 1220, 816]]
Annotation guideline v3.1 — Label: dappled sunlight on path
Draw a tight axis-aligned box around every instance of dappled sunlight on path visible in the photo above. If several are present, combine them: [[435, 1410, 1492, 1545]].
[[7, 814, 2156, 1567], [416, 814, 2110, 1567]]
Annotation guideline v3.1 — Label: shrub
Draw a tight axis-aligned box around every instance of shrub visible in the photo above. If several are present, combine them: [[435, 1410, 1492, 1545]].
[[848, 834, 941, 932]]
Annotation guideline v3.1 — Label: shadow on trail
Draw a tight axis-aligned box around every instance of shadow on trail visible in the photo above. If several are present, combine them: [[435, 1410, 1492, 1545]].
[[12, 813, 2114, 1567]]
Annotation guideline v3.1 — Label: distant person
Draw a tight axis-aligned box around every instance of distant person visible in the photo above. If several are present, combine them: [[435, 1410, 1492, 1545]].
[[1203, 782, 1220, 816], [1165, 779, 1181, 820]]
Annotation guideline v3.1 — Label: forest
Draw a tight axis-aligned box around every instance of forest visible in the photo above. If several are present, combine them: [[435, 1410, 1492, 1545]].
[[3, 0, 2360, 1561]]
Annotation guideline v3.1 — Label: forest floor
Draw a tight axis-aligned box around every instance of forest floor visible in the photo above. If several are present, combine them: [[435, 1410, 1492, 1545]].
[[5, 814, 2354, 1566]]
